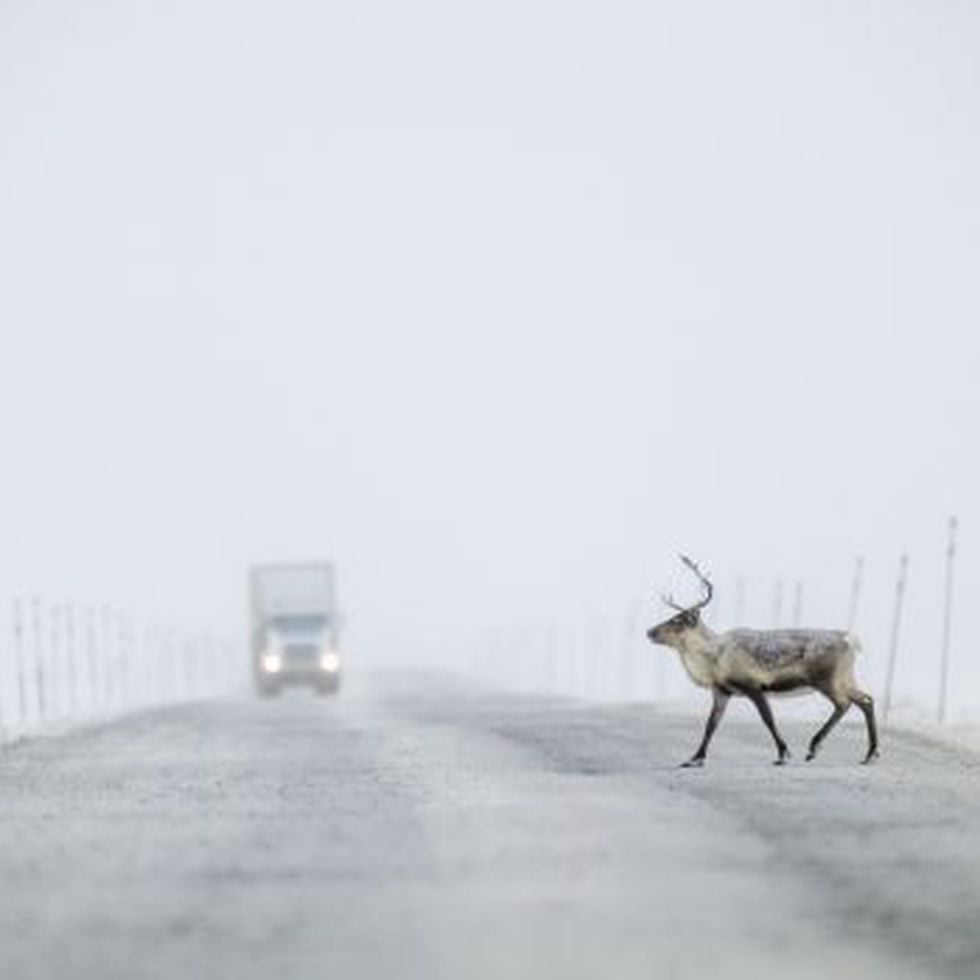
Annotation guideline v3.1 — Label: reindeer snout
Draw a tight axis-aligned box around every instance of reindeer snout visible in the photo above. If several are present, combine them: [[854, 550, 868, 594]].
[[646, 626, 661, 644]]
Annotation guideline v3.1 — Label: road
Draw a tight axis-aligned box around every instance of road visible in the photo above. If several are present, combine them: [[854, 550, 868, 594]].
[[0, 673, 978, 980]]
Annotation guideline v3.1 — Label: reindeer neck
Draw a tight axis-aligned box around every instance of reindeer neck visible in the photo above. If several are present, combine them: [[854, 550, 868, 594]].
[[677, 622, 716, 653], [673, 624, 718, 688]]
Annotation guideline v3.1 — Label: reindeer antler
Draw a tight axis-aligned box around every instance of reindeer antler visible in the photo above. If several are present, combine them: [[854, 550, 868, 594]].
[[679, 554, 714, 611]]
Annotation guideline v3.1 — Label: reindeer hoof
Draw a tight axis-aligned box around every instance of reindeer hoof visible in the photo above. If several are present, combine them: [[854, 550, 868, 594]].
[[680, 757, 704, 769], [773, 748, 791, 766], [861, 751, 880, 765], [805, 750, 817, 762]]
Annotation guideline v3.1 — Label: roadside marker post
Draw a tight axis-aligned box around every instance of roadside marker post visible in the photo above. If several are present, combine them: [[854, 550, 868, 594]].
[[938, 517, 958, 725], [882, 553, 909, 726]]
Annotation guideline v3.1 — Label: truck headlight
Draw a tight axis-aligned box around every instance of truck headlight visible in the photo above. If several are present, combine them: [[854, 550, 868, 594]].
[[261, 652, 284, 673], [319, 652, 341, 673]]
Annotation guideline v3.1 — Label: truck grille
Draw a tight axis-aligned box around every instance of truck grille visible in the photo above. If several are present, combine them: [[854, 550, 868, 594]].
[[284, 644, 318, 664]]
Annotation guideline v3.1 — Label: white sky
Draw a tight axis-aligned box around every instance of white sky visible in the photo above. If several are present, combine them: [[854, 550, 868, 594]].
[[1, 1, 978, 708]]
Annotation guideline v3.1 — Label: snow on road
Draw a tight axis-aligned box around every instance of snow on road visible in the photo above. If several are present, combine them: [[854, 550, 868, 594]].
[[0, 673, 976, 980]]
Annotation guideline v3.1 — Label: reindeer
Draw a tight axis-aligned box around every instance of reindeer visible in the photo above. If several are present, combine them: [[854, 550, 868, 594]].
[[646, 556, 879, 767]]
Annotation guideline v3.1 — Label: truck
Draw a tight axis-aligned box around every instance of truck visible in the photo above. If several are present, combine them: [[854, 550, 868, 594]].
[[249, 562, 342, 696]]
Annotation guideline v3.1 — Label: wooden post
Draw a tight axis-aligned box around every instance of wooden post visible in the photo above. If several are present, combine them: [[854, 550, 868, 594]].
[[86, 606, 99, 713], [734, 576, 746, 627], [65, 603, 77, 717], [589, 615, 606, 699], [847, 556, 864, 631], [544, 623, 557, 692], [771, 579, 784, 628], [32, 598, 46, 722], [117, 612, 129, 706], [49, 604, 61, 718], [882, 553, 909, 726], [101, 606, 114, 707], [938, 516, 958, 724], [619, 602, 641, 700], [13, 599, 27, 726]]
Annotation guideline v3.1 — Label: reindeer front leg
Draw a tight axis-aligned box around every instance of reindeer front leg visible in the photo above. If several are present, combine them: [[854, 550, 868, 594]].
[[681, 688, 730, 768], [741, 688, 791, 764]]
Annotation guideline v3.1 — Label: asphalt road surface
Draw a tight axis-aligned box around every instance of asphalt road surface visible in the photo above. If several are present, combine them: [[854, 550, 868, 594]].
[[1, 673, 978, 980]]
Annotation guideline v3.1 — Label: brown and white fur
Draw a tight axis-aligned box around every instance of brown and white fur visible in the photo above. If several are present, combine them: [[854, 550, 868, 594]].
[[646, 556, 879, 767]]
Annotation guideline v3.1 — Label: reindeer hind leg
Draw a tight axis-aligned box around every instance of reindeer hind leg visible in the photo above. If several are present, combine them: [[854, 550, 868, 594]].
[[850, 690, 879, 764], [806, 692, 850, 761]]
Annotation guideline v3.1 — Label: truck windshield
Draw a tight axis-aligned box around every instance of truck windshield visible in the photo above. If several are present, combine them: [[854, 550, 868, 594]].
[[270, 615, 329, 637]]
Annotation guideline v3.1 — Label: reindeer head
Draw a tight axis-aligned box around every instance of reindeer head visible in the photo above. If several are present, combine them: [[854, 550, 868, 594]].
[[646, 554, 714, 646]]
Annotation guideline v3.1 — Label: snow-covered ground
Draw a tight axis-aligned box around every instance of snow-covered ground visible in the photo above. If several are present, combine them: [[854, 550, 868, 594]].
[[0, 671, 977, 980]]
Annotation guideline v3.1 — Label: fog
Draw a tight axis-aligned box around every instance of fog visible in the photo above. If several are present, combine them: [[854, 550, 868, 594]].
[[2, 1, 979, 712]]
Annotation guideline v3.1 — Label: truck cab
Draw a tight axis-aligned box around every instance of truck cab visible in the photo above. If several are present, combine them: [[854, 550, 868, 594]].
[[250, 563, 342, 696]]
